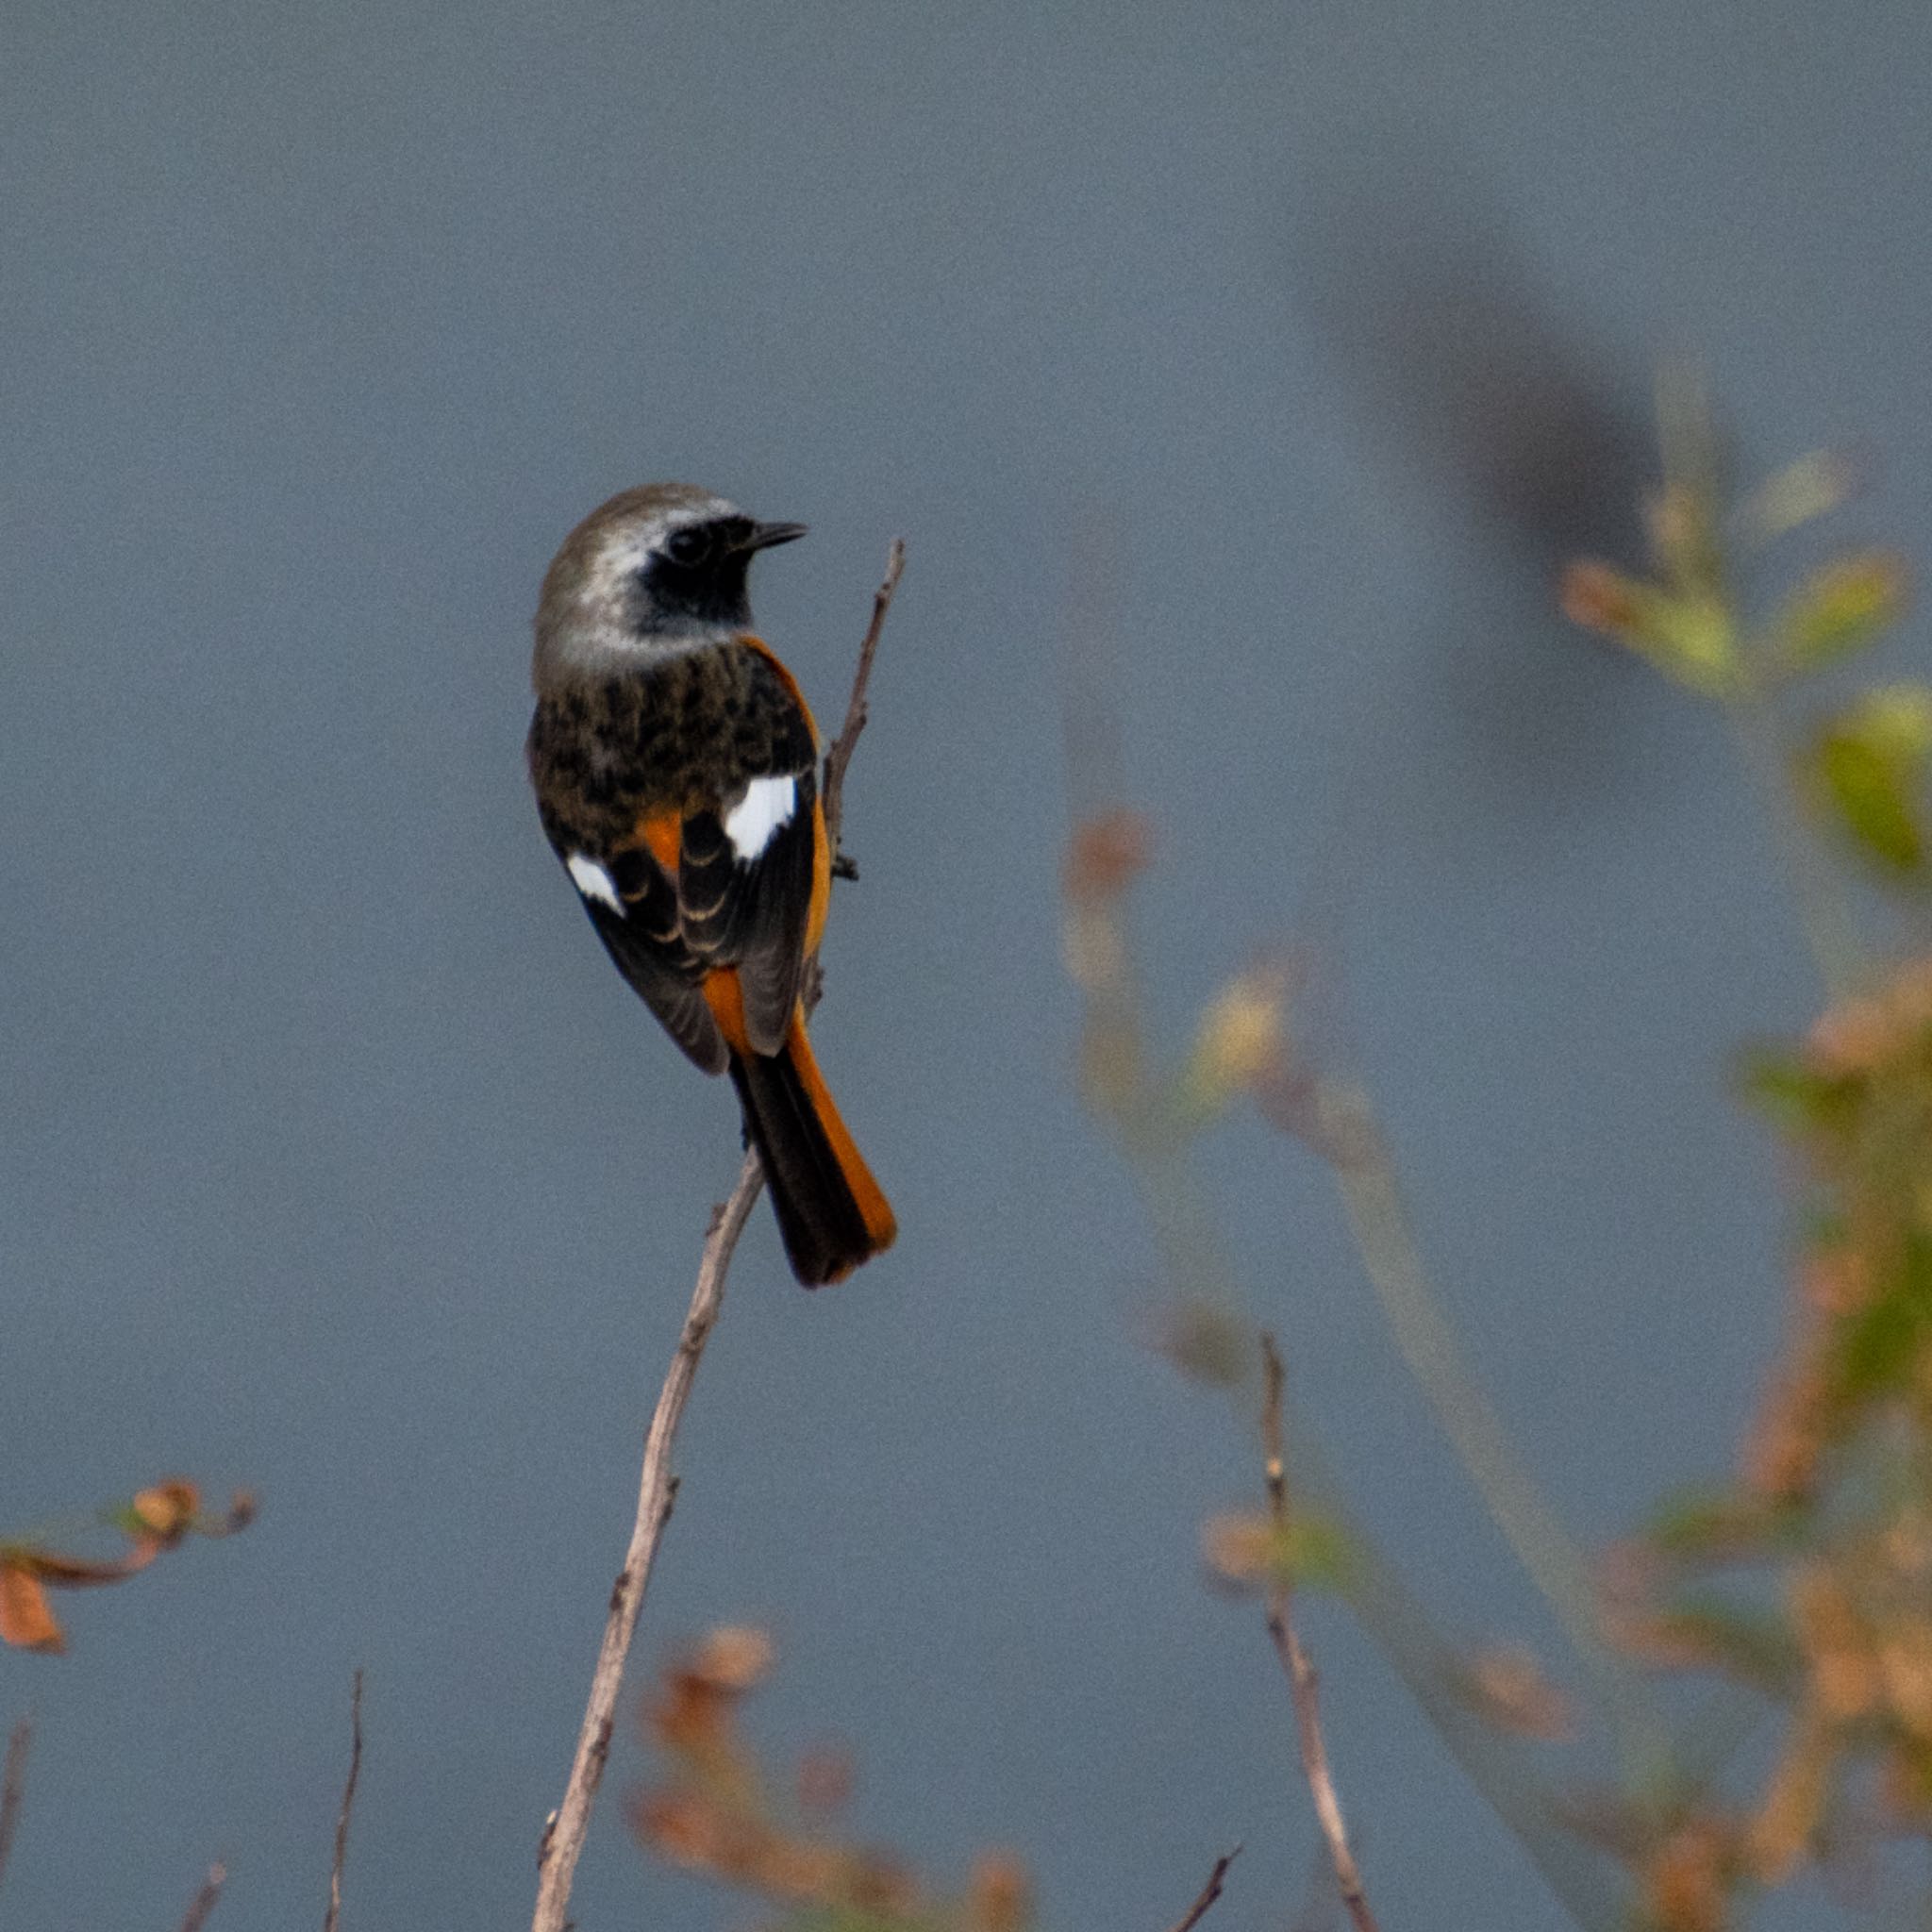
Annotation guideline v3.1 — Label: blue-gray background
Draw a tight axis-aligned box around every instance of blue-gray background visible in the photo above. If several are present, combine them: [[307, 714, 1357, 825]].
[[4, 4, 1928, 1926]]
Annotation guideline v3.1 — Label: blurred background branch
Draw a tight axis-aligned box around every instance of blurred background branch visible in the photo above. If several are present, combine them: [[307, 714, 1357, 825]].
[[175, 1862, 226, 1932], [1066, 373, 1932, 1926], [0, 1720, 28, 1894]]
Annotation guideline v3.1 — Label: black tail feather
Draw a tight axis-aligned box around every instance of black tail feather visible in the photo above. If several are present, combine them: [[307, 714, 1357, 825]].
[[728, 1044, 877, 1287]]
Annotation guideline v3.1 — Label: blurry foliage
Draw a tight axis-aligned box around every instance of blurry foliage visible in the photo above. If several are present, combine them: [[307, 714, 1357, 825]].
[[0, 1480, 254, 1655], [1201, 1505, 1357, 1594], [1601, 949, 1932, 1916], [1449, 1643, 1579, 1746], [1066, 647, 1637, 1928], [1062, 374, 1932, 1929], [1803, 687, 1932, 880], [1561, 376, 1927, 902], [631, 1626, 1033, 1932], [1564, 383, 1932, 1924], [1559, 410, 1909, 703]]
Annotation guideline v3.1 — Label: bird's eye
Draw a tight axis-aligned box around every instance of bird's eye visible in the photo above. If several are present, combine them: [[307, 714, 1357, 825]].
[[664, 526, 710, 567]]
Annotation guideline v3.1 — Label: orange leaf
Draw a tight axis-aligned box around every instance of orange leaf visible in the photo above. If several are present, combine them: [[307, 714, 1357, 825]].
[[1457, 1642, 1577, 1742], [689, 1625, 774, 1691], [131, 1480, 200, 1541], [1559, 559, 1651, 637], [968, 1851, 1034, 1932], [1062, 809, 1152, 905], [0, 1562, 64, 1653]]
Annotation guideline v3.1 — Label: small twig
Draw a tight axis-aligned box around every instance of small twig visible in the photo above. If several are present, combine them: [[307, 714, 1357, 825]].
[[177, 1862, 226, 1932], [1164, 1845, 1241, 1932], [532, 1148, 760, 1932], [324, 1670, 363, 1932], [530, 543, 904, 1932], [822, 537, 906, 852], [1260, 1335, 1378, 1932], [0, 1720, 29, 1891]]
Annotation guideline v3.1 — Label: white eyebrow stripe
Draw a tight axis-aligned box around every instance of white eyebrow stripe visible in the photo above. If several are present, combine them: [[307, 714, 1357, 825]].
[[723, 774, 796, 861], [567, 853, 624, 914]]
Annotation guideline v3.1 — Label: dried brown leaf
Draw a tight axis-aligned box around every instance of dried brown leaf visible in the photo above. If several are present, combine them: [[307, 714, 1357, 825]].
[[1063, 809, 1153, 905], [1454, 1642, 1576, 1742], [0, 1564, 61, 1654]]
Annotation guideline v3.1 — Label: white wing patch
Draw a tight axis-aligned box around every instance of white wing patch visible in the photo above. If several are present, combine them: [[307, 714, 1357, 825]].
[[724, 774, 797, 861], [567, 853, 624, 914]]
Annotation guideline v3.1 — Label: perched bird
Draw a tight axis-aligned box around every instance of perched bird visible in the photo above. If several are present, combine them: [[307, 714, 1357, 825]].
[[527, 484, 896, 1286]]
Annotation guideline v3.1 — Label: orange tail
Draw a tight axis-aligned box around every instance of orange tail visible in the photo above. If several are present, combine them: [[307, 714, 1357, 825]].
[[727, 1009, 895, 1287]]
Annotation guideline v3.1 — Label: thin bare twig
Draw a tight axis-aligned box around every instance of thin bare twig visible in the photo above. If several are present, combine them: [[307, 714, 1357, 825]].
[[1260, 1335, 1378, 1932], [822, 537, 905, 852], [1164, 1845, 1241, 1932], [177, 1862, 226, 1932], [0, 1719, 29, 1893], [531, 1148, 760, 1931], [530, 542, 905, 1932], [324, 1670, 363, 1932]]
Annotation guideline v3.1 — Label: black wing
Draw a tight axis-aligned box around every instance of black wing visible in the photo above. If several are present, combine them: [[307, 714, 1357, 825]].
[[679, 761, 819, 1058], [558, 841, 729, 1074]]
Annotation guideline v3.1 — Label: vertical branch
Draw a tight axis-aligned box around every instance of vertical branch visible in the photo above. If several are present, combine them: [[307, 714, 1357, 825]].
[[177, 1863, 226, 1932], [529, 542, 904, 1932], [822, 540, 904, 852], [0, 1720, 28, 1892], [531, 1152, 761, 1932], [1162, 1846, 1241, 1932], [324, 1670, 363, 1932], [1259, 1336, 1378, 1932]]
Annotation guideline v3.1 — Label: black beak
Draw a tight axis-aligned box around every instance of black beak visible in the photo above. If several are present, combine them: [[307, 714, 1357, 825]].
[[746, 520, 808, 551]]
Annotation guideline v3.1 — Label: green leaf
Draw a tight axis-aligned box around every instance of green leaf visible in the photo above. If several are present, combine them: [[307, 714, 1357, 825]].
[[1655, 592, 1740, 694], [1855, 683, 1932, 757], [1821, 734, 1923, 870], [1831, 1231, 1932, 1403], [1739, 1051, 1856, 1136], [1201, 1507, 1356, 1591], [1806, 688, 1932, 877], [1738, 450, 1857, 543], [1642, 1487, 1804, 1563], [1275, 1512, 1356, 1590], [1558, 563, 1739, 695], [1774, 550, 1909, 675], [1657, 1595, 1804, 1700]]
